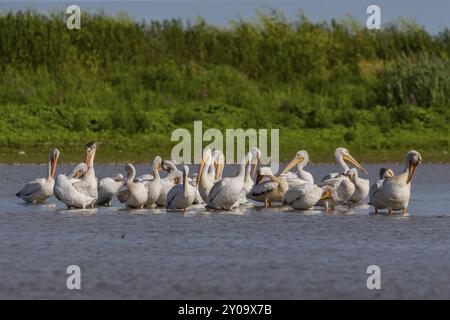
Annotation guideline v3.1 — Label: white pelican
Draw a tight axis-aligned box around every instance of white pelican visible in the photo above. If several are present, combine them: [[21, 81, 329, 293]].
[[346, 168, 370, 203], [143, 156, 162, 208], [281, 150, 314, 186], [97, 174, 124, 206], [166, 165, 196, 210], [156, 160, 183, 207], [207, 153, 249, 210], [54, 163, 96, 209], [284, 183, 335, 210], [247, 166, 289, 208], [320, 147, 368, 206], [369, 167, 395, 213], [16, 148, 60, 203], [196, 148, 215, 203], [73, 141, 98, 207], [118, 164, 148, 209], [373, 150, 422, 215]]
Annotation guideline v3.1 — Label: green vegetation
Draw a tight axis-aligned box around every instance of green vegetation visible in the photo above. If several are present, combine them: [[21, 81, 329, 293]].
[[0, 10, 449, 163]]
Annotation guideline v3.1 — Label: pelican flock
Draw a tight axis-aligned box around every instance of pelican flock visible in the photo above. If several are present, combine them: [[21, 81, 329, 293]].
[[15, 142, 422, 216]]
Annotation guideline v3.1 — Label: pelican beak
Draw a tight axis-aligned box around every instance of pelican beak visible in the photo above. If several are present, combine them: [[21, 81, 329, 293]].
[[281, 156, 304, 175], [320, 189, 333, 200], [251, 157, 259, 179], [197, 157, 206, 187], [51, 152, 60, 179], [215, 163, 224, 180], [84, 148, 92, 165], [343, 153, 368, 175], [407, 160, 417, 184]]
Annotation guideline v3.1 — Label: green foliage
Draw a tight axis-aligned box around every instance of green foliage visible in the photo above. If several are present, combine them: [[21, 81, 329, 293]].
[[0, 10, 448, 162]]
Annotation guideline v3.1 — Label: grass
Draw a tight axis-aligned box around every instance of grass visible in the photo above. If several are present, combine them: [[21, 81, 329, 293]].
[[0, 10, 448, 163]]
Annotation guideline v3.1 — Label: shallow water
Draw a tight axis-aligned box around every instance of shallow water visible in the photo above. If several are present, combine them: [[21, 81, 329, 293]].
[[1, 163, 450, 299]]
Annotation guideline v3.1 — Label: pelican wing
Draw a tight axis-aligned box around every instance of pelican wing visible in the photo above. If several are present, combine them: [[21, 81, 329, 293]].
[[16, 178, 44, 198], [166, 184, 180, 207], [117, 185, 130, 203], [72, 179, 96, 197], [136, 173, 154, 182], [319, 176, 345, 189], [249, 181, 279, 197], [321, 172, 341, 182], [283, 186, 307, 204], [369, 180, 383, 200], [207, 178, 229, 204]]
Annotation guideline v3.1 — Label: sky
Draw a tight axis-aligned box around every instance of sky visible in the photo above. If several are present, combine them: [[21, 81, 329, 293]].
[[0, 0, 449, 34]]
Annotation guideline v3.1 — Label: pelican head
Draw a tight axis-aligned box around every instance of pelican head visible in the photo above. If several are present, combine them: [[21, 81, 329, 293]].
[[250, 147, 261, 178], [162, 160, 177, 172], [152, 155, 162, 171], [345, 168, 358, 182], [379, 167, 394, 179], [281, 150, 309, 175], [196, 148, 213, 187], [125, 163, 136, 181], [112, 173, 124, 182], [70, 163, 88, 179], [49, 148, 60, 179], [335, 147, 368, 175], [212, 149, 225, 180], [320, 185, 335, 200], [406, 150, 422, 184], [84, 141, 97, 166]]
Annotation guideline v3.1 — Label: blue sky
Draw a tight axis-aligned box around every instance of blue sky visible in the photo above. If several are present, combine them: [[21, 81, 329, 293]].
[[1, 0, 449, 33]]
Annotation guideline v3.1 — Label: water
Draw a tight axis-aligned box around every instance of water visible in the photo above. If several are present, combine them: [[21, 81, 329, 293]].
[[1, 163, 449, 299]]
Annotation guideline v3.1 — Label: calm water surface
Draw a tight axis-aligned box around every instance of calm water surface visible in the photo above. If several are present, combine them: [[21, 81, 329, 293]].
[[1, 163, 450, 299]]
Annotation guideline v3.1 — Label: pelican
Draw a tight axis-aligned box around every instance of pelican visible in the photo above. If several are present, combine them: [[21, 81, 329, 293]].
[[72, 141, 98, 208], [281, 150, 314, 186], [319, 147, 368, 206], [369, 167, 395, 213], [346, 168, 370, 203], [166, 165, 196, 210], [247, 166, 289, 208], [156, 160, 183, 207], [284, 183, 335, 210], [143, 156, 162, 208], [118, 164, 148, 209], [16, 148, 60, 203], [207, 153, 249, 210], [97, 174, 124, 206], [373, 151, 422, 215], [196, 148, 215, 203], [54, 163, 95, 209]]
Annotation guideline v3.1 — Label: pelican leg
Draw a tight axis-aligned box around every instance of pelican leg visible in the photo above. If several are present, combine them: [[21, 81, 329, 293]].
[[264, 195, 270, 208], [402, 207, 409, 216], [374, 207, 378, 214], [388, 209, 392, 214]]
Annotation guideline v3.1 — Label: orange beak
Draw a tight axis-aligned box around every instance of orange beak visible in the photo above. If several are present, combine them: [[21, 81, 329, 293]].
[[407, 161, 417, 184], [51, 153, 59, 179], [197, 158, 206, 187], [343, 153, 368, 175]]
